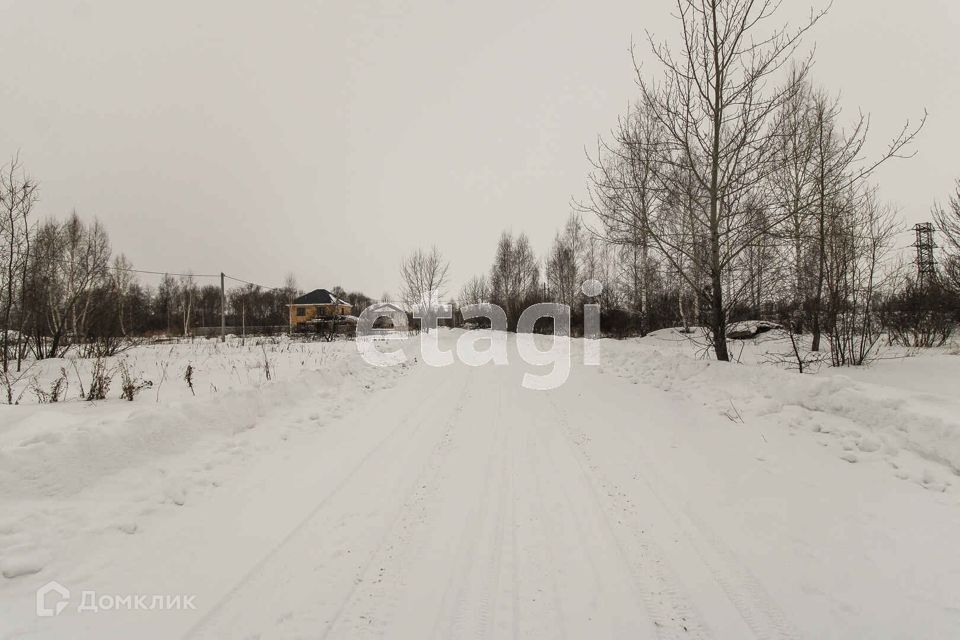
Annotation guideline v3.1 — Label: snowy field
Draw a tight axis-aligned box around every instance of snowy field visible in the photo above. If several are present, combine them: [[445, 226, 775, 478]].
[[1, 330, 959, 638]]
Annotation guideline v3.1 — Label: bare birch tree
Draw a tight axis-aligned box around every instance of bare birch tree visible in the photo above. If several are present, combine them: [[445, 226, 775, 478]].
[[111, 254, 134, 336], [0, 155, 37, 372], [546, 214, 584, 309], [179, 272, 197, 336], [400, 246, 450, 329]]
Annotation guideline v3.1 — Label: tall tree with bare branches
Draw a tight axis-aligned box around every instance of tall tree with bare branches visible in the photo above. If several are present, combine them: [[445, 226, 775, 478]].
[[489, 231, 540, 330], [400, 246, 450, 329], [457, 275, 489, 308], [634, 0, 830, 360], [777, 81, 925, 350], [579, 105, 660, 332], [932, 180, 960, 295], [0, 155, 38, 372]]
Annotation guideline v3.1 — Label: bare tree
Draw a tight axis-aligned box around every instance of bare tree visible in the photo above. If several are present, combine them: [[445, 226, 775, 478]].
[[545, 214, 584, 309], [580, 234, 620, 309], [579, 104, 660, 331], [634, 0, 830, 360], [770, 70, 818, 325], [822, 189, 898, 365], [932, 180, 960, 294], [24, 213, 112, 358], [157, 273, 179, 335], [457, 275, 489, 308], [400, 246, 450, 329], [281, 272, 300, 308], [784, 83, 925, 350], [111, 254, 134, 336], [0, 155, 38, 372], [63, 214, 111, 341], [489, 231, 540, 329], [179, 272, 197, 336]]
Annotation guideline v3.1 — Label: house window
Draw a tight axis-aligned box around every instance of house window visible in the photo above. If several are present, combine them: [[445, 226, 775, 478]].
[[296, 307, 306, 317]]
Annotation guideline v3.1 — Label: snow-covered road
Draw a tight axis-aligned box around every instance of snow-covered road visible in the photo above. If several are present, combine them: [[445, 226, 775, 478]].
[[4, 334, 960, 639], [184, 353, 739, 639]]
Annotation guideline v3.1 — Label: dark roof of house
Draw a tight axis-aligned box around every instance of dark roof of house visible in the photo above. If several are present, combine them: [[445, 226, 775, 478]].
[[291, 289, 351, 306]]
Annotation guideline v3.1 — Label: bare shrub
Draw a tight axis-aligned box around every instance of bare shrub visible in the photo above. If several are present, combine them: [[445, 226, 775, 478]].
[[118, 358, 152, 401], [762, 320, 826, 374], [79, 335, 135, 359], [86, 357, 113, 401], [1, 361, 37, 405], [881, 282, 956, 348], [32, 367, 69, 403]]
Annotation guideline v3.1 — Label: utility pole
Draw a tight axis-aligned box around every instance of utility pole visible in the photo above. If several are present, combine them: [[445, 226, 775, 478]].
[[220, 272, 226, 342]]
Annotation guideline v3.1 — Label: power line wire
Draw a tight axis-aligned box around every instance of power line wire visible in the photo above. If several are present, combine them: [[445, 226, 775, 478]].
[[37, 255, 282, 290], [223, 274, 280, 291], [115, 266, 220, 278]]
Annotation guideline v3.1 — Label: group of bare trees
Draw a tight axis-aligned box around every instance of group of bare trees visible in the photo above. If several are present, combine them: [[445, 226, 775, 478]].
[[2, 202, 176, 364], [450, 221, 633, 335], [577, 0, 927, 363], [0, 158, 342, 368], [1, 157, 130, 367], [488, 232, 542, 329], [443, 1, 952, 363], [26, 213, 115, 358], [0, 154, 395, 365]]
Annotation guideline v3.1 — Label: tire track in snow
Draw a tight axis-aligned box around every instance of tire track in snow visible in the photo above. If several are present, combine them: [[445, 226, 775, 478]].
[[631, 463, 799, 640], [330, 363, 516, 640], [520, 410, 571, 640], [553, 375, 801, 640], [319, 368, 478, 639], [530, 390, 704, 639], [446, 369, 521, 638], [184, 368, 467, 639], [433, 380, 505, 640], [544, 391, 710, 639]]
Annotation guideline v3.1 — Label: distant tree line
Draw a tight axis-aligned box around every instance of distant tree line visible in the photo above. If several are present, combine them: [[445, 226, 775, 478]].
[[0, 160, 381, 372]]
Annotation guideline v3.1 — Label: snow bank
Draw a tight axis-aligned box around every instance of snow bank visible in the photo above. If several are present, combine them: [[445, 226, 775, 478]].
[[600, 333, 960, 484], [0, 337, 414, 582]]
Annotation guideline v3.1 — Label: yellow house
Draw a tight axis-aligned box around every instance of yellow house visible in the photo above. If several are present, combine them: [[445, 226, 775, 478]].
[[288, 289, 352, 327]]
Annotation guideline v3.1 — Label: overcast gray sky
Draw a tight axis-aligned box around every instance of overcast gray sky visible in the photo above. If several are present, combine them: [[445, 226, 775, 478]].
[[1, 1, 957, 297]]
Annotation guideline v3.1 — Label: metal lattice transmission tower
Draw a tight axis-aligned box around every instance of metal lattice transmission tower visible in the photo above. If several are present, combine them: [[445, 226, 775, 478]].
[[913, 222, 937, 286]]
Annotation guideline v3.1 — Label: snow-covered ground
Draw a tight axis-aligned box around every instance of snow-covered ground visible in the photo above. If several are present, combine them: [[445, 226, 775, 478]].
[[1, 330, 959, 638]]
